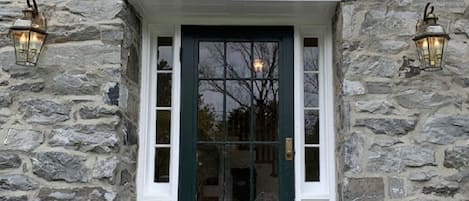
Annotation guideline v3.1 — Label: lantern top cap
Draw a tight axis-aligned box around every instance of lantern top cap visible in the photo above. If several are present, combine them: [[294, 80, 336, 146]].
[[413, 2, 450, 41], [10, 0, 47, 34]]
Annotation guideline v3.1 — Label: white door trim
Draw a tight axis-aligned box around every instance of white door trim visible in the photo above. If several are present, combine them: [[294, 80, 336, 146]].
[[137, 22, 336, 201]]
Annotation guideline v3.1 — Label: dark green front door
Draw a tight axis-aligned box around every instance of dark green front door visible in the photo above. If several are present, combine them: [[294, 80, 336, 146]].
[[179, 26, 294, 201]]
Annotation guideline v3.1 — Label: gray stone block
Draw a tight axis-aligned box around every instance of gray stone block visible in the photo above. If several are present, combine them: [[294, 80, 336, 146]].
[[423, 115, 469, 145], [0, 175, 38, 191], [388, 177, 406, 199], [344, 177, 384, 201], [444, 146, 469, 169], [1, 129, 43, 152], [93, 156, 119, 180], [31, 152, 88, 183], [355, 118, 416, 136], [0, 153, 21, 169], [48, 124, 119, 153], [19, 99, 70, 125], [37, 187, 117, 201]]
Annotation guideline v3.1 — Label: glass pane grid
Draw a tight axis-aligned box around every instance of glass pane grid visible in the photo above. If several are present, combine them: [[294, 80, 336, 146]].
[[197, 40, 280, 201], [303, 37, 320, 182], [154, 37, 174, 183]]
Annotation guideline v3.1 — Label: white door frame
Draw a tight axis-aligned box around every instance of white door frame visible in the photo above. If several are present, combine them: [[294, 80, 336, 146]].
[[137, 16, 336, 201]]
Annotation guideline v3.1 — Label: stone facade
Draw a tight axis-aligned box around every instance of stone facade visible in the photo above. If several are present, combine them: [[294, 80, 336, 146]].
[[0, 0, 468, 200], [0, 0, 141, 200], [335, 0, 469, 200]]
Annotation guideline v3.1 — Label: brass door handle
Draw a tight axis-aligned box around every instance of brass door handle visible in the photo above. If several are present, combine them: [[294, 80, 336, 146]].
[[285, 137, 293, 160]]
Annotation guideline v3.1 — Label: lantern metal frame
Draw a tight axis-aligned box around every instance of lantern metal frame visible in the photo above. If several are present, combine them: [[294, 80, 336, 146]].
[[399, 2, 450, 78], [10, 0, 47, 67]]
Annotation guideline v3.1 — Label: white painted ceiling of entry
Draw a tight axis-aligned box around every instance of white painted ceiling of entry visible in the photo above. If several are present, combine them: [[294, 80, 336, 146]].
[[129, 0, 340, 24]]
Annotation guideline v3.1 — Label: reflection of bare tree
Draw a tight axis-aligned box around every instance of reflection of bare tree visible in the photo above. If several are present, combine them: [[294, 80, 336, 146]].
[[198, 42, 280, 179]]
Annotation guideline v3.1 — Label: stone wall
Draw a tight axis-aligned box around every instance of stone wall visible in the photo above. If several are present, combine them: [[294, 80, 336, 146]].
[[336, 0, 469, 200], [0, 0, 141, 200]]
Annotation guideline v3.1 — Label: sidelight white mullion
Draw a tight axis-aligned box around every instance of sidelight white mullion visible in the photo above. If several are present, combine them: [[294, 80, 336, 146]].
[[155, 107, 171, 110], [156, 70, 172, 73]]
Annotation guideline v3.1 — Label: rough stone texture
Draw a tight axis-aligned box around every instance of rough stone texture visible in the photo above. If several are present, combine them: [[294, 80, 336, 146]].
[[48, 124, 119, 153], [0, 196, 28, 201], [337, 1, 469, 200], [388, 177, 406, 199], [0, 175, 38, 191], [0, 153, 21, 169], [79, 105, 118, 119], [355, 118, 416, 136], [343, 80, 366, 96], [53, 72, 100, 95], [444, 146, 469, 169], [19, 99, 71, 125], [365, 82, 393, 94], [31, 152, 88, 183], [367, 146, 435, 172], [1, 129, 44, 152], [0, 92, 12, 107], [92, 156, 119, 180], [37, 187, 117, 201], [409, 171, 434, 182], [344, 132, 364, 172], [0, 0, 141, 198], [355, 100, 395, 114], [344, 178, 385, 201], [423, 115, 469, 145], [422, 184, 459, 197]]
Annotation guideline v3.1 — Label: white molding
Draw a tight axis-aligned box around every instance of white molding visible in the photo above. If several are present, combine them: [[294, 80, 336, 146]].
[[137, 22, 336, 201], [294, 25, 336, 201], [137, 21, 151, 201]]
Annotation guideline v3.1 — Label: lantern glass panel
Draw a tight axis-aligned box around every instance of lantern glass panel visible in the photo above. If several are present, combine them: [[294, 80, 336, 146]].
[[12, 30, 30, 65], [427, 36, 446, 71], [415, 38, 430, 68], [11, 30, 46, 66], [28, 31, 46, 65]]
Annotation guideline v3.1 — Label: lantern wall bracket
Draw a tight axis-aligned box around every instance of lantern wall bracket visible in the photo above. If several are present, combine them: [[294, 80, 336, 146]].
[[399, 56, 422, 78]]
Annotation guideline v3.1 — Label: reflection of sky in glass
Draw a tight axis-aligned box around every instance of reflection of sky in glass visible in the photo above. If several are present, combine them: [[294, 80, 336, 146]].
[[158, 46, 172, 70], [304, 73, 319, 107], [227, 42, 251, 78], [199, 42, 224, 78]]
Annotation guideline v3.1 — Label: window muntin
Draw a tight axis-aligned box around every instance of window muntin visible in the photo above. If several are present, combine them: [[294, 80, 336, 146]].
[[303, 38, 320, 182], [154, 37, 173, 183]]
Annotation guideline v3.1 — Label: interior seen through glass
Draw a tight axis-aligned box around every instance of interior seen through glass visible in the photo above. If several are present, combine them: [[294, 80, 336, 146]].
[[197, 41, 280, 201]]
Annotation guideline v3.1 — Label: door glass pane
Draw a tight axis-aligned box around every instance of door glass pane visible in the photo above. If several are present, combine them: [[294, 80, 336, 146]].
[[254, 144, 279, 201], [227, 145, 252, 201], [197, 144, 222, 201], [253, 80, 278, 142], [305, 147, 320, 182], [156, 111, 171, 144], [157, 73, 172, 107], [154, 148, 170, 182], [199, 42, 225, 78], [227, 42, 251, 79], [254, 42, 278, 79], [304, 38, 319, 71], [304, 110, 319, 144], [195, 39, 285, 201], [199, 80, 224, 141], [226, 80, 251, 141], [304, 73, 319, 108]]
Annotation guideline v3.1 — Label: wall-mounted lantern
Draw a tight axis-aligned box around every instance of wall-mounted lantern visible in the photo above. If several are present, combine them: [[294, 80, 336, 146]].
[[10, 0, 47, 67], [400, 2, 450, 78]]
